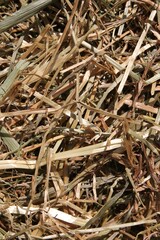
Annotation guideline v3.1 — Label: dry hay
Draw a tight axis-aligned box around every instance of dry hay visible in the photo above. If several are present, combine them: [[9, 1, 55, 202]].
[[0, 0, 160, 239]]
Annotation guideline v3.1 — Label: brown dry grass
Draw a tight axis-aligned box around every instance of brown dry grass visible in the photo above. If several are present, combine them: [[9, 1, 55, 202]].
[[0, 0, 160, 239]]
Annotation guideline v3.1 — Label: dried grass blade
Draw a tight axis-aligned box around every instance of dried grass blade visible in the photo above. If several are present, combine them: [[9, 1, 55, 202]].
[[145, 73, 160, 85], [0, 138, 123, 169], [7, 205, 89, 227], [117, 10, 157, 94], [81, 40, 140, 81], [52, 139, 123, 161], [128, 129, 159, 155], [82, 182, 129, 229], [0, 59, 29, 104], [72, 219, 157, 234], [0, 159, 36, 169], [0, 0, 54, 34], [0, 126, 20, 153]]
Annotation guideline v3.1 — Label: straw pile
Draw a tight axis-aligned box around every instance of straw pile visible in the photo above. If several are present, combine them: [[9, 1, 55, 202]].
[[0, 0, 160, 239]]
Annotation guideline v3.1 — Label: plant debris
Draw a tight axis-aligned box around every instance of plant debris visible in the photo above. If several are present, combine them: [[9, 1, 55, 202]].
[[0, 0, 160, 239]]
